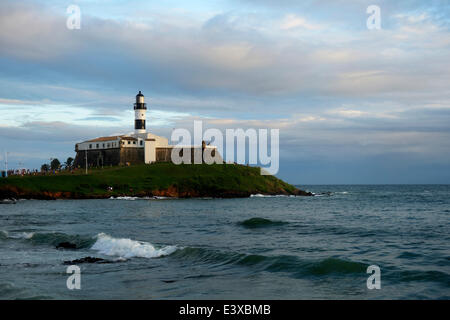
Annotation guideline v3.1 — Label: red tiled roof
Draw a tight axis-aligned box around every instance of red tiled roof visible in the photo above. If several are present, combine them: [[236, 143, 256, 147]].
[[85, 136, 121, 142], [83, 135, 140, 143]]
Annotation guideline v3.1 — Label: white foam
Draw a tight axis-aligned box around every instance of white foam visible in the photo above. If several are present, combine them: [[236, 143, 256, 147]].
[[110, 196, 140, 200], [9, 232, 34, 239], [109, 196, 164, 200], [110, 196, 171, 200], [91, 233, 178, 259], [250, 194, 289, 198]]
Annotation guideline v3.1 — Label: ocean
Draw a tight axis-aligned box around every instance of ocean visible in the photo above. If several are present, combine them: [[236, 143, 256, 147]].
[[0, 185, 448, 299]]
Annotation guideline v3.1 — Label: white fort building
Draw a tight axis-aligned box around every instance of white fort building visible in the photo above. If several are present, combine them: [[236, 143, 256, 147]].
[[74, 91, 218, 168]]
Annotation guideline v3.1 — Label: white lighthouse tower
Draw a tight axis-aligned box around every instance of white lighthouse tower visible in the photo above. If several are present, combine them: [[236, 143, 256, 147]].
[[134, 91, 147, 134]]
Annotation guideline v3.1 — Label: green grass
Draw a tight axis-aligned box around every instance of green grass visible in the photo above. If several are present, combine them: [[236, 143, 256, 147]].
[[0, 163, 300, 198]]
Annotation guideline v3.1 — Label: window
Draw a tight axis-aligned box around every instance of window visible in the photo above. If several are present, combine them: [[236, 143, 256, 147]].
[[140, 140, 143, 146], [103, 143, 105, 148], [107, 143, 110, 148], [133, 141, 136, 144], [89, 144, 92, 149], [96, 144, 99, 148], [128, 141, 130, 144]]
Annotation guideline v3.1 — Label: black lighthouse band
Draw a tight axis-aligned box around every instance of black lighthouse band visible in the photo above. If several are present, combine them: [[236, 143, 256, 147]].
[[135, 119, 146, 130], [134, 102, 147, 110]]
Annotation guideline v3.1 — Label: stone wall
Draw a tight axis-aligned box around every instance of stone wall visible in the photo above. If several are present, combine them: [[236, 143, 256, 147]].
[[73, 146, 220, 167], [155, 147, 173, 162], [119, 148, 144, 165], [156, 147, 218, 163], [74, 147, 144, 168]]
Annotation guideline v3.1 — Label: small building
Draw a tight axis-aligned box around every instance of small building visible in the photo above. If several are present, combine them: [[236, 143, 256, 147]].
[[73, 91, 219, 168]]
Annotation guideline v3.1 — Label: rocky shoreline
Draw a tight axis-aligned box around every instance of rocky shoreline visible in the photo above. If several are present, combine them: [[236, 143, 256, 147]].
[[0, 185, 312, 200]]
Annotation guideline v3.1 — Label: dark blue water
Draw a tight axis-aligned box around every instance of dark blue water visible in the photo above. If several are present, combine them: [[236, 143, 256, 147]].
[[0, 185, 449, 299]]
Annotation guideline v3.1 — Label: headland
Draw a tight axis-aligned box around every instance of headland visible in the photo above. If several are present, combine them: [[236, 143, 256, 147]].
[[0, 163, 312, 200]]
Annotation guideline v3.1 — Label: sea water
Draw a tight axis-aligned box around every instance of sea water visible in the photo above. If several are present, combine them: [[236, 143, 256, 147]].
[[0, 185, 448, 299]]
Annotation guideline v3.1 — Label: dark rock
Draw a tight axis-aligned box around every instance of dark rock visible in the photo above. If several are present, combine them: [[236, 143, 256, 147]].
[[293, 189, 314, 196], [56, 242, 78, 249], [63, 256, 113, 264], [314, 191, 332, 196]]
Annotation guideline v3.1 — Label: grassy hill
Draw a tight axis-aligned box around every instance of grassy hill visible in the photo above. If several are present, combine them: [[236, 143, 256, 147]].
[[0, 163, 312, 199]]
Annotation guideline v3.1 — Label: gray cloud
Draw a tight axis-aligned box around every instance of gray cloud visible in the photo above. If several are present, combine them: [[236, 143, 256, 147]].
[[0, 0, 449, 183]]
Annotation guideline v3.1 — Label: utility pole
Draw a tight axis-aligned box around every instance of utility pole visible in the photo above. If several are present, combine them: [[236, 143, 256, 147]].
[[18, 161, 24, 175], [4, 151, 8, 177], [85, 149, 88, 175]]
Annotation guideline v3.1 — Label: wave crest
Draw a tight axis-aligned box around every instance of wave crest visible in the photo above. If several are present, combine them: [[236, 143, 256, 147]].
[[28, 232, 96, 249], [0, 230, 8, 240], [91, 233, 178, 259], [306, 258, 367, 275], [170, 247, 367, 276], [238, 217, 288, 228]]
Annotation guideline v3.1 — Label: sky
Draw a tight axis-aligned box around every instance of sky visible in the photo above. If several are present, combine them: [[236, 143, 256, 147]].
[[0, 0, 449, 184]]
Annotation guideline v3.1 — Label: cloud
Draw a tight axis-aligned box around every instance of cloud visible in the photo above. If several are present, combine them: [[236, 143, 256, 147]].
[[279, 14, 322, 30], [1, 0, 449, 102], [0, 0, 449, 183]]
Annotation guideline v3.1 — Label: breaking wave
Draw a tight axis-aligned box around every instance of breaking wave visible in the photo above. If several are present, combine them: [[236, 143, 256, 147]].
[[16, 232, 35, 239], [0, 230, 8, 240], [9, 231, 179, 259], [169, 247, 368, 276], [91, 233, 178, 258], [238, 217, 288, 228], [2, 231, 35, 240]]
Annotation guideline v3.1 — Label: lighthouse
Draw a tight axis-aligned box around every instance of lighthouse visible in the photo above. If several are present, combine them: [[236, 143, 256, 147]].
[[134, 91, 147, 134]]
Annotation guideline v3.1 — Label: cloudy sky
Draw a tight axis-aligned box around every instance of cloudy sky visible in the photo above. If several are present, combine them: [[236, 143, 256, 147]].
[[0, 0, 449, 184]]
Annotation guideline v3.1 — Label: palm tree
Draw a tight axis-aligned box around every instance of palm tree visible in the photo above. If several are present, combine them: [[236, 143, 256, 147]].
[[50, 158, 61, 171], [64, 157, 74, 170]]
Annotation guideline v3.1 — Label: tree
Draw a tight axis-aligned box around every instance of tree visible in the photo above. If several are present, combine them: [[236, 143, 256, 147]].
[[41, 164, 50, 172], [65, 157, 74, 169], [50, 158, 61, 171]]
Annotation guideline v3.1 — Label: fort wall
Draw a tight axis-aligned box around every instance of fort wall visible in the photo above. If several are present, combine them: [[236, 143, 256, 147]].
[[73, 148, 144, 168]]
